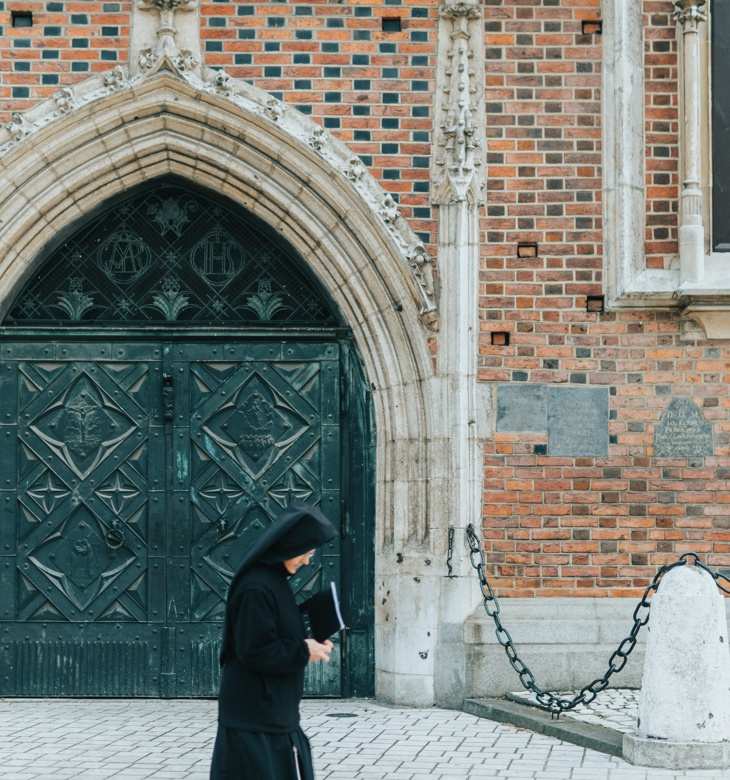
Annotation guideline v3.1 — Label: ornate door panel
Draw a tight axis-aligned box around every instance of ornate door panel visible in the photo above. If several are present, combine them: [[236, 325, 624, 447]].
[[0, 342, 165, 696], [166, 340, 343, 697]]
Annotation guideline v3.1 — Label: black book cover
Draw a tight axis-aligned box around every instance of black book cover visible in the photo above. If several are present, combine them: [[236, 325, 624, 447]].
[[300, 582, 346, 643]]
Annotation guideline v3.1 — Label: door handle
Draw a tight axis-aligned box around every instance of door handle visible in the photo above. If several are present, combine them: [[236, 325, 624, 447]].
[[162, 372, 175, 421]]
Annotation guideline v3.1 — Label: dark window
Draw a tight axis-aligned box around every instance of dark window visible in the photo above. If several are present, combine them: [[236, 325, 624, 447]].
[[712, 0, 730, 249], [12, 11, 33, 27], [382, 17, 401, 32]]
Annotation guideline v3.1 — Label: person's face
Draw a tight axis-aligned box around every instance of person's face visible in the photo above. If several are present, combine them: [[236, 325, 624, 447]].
[[283, 549, 315, 574]]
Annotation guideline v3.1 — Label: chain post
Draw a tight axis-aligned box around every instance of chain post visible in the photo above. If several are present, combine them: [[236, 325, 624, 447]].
[[464, 524, 725, 714]]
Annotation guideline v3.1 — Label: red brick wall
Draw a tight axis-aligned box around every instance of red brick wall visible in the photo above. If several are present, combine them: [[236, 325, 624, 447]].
[[2, 1, 725, 597], [479, 0, 604, 381], [479, 0, 730, 597], [199, 0, 437, 243], [644, 0, 680, 269], [0, 0, 130, 113]]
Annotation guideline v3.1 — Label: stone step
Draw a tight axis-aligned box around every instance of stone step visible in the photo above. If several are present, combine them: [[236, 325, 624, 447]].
[[463, 696, 624, 758]]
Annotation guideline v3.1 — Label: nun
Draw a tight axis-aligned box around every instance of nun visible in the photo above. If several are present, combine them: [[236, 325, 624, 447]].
[[210, 504, 336, 780]]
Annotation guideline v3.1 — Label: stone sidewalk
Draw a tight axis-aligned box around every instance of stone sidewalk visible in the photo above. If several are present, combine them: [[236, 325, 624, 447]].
[[0, 698, 725, 779]]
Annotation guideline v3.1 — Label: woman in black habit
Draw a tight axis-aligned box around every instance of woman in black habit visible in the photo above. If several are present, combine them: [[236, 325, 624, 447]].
[[210, 504, 336, 780]]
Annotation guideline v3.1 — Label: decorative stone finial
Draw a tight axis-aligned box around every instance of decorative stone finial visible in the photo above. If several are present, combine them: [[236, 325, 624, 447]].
[[134, 0, 199, 76], [432, 0, 485, 205]]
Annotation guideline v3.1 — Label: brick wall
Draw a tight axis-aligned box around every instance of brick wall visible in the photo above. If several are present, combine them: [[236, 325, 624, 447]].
[[479, 1, 730, 598], [2, 1, 725, 598], [0, 0, 130, 112], [644, 0, 679, 269], [201, 0, 437, 244]]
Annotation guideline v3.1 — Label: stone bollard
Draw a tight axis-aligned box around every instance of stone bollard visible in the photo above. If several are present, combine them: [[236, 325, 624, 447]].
[[623, 564, 730, 769]]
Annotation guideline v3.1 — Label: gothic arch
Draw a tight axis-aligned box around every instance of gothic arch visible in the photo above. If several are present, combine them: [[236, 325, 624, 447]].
[[0, 70, 447, 703]]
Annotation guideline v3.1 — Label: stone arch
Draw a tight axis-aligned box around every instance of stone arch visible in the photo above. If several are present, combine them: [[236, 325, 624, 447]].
[[0, 70, 447, 703]]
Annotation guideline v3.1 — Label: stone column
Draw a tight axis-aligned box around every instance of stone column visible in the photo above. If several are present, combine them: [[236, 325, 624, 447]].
[[675, 0, 708, 285], [430, 0, 487, 708]]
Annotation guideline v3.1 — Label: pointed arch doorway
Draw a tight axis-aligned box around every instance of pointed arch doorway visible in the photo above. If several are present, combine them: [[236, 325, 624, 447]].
[[0, 175, 374, 698]]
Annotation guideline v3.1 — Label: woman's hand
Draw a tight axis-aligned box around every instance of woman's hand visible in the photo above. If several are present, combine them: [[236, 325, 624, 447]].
[[305, 638, 333, 662]]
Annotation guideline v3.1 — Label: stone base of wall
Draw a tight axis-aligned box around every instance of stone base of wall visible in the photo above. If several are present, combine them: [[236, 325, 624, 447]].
[[464, 598, 653, 698]]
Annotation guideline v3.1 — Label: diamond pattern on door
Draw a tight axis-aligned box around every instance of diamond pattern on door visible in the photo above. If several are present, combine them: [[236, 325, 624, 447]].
[[16, 362, 153, 623], [178, 345, 342, 696]]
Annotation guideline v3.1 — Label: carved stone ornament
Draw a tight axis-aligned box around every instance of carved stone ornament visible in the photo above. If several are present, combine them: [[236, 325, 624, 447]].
[[406, 243, 435, 301], [263, 97, 284, 122], [54, 87, 75, 114], [308, 127, 327, 153], [432, 0, 486, 205], [103, 66, 128, 91], [673, 0, 707, 28], [174, 49, 198, 72], [5, 112, 32, 142], [209, 69, 232, 96], [345, 156, 366, 182], [379, 194, 400, 225], [134, 0, 199, 77]]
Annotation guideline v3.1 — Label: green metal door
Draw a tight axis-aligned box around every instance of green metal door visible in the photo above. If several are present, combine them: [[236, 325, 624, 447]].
[[0, 341, 166, 695], [0, 338, 344, 697], [163, 339, 343, 697], [0, 176, 373, 698]]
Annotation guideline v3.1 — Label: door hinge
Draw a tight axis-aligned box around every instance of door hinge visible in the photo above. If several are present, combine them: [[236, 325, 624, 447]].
[[341, 498, 349, 539]]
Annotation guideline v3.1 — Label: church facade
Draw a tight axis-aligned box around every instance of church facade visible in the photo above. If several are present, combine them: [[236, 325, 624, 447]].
[[0, 0, 727, 707]]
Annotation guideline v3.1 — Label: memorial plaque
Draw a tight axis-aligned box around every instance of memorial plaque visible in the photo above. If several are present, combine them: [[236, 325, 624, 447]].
[[547, 386, 609, 457], [654, 397, 713, 458], [496, 384, 547, 432]]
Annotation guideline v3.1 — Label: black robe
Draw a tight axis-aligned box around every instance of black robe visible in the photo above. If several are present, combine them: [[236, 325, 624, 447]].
[[211, 505, 335, 780]]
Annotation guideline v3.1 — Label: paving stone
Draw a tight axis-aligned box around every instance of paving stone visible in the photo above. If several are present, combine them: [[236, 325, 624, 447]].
[[0, 698, 721, 778]]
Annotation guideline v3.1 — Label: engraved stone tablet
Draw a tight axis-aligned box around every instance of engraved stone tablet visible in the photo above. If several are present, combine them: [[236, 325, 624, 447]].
[[496, 384, 547, 433], [547, 386, 609, 457], [654, 397, 713, 458]]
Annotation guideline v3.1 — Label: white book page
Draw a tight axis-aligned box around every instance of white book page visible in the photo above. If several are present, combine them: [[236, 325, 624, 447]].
[[330, 581, 346, 631]]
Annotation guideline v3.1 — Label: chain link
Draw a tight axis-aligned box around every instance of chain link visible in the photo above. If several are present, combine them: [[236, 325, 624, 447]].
[[446, 527, 456, 578], [465, 524, 723, 716]]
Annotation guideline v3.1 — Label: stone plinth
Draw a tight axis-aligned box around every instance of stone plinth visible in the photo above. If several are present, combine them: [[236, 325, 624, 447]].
[[623, 564, 730, 769]]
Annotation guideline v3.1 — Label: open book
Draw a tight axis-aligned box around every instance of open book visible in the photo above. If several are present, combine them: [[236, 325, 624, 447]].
[[300, 581, 346, 643]]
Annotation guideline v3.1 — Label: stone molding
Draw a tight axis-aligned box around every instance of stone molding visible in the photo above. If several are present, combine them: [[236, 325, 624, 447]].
[[0, 68, 439, 331], [431, 0, 486, 206], [681, 302, 730, 339], [602, 0, 730, 327]]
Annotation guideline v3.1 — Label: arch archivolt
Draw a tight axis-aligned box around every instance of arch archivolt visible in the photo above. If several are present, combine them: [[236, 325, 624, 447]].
[[0, 68, 440, 547], [0, 63, 460, 705]]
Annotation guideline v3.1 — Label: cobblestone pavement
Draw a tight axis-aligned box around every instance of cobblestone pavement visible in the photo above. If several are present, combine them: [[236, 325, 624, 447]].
[[509, 688, 640, 734], [0, 698, 725, 779]]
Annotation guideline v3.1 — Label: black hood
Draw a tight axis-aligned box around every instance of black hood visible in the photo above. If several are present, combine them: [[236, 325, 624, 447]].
[[228, 503, 336, 593]]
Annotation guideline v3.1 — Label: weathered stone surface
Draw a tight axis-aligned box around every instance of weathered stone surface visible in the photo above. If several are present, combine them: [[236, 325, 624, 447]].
[[654, 397, 713, 457], [623, 732, 730, 770], [547, 387, 609, 457], [623, 564, 730, 768], [496, 384, 546, 433]]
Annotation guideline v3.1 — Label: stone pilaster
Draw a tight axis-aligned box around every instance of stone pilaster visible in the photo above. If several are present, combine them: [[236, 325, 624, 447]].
[[430, 0, 486, 708], [675, 0, 708, 285]]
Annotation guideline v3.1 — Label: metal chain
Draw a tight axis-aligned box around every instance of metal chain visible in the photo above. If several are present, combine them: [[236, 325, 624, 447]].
[[465, 524, 728, 717], [446, 527, 455, 578]]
